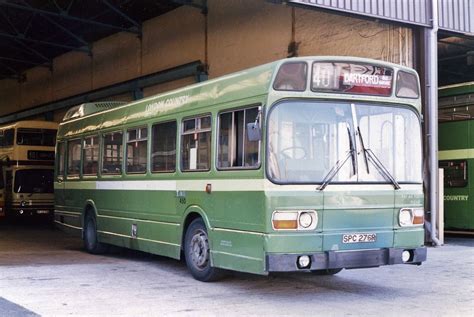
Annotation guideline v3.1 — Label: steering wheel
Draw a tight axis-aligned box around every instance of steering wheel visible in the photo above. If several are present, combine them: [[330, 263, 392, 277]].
[[280, 146, 307, 160]]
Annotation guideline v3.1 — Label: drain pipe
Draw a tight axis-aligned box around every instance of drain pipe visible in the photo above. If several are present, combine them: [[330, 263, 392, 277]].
[[426, 0, 441, 246]]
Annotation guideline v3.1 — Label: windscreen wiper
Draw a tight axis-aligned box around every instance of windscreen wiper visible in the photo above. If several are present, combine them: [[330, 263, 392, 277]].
[[356, 127, 400, 190], [318, 125, 356, 191], [347, 123, 357, 176], [356, 126, 370, 174]]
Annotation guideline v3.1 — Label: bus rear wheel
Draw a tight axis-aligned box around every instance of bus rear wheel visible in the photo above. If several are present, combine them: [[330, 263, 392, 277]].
[[184, 218, 222, 282], [311, 268, 343, 275], [83, 212, 108, 254]]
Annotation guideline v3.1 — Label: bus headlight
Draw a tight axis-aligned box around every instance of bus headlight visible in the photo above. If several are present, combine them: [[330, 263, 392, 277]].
[[299, 212, 313, 228], [272, 210, 318, 230], [399, 208, 424, 227]]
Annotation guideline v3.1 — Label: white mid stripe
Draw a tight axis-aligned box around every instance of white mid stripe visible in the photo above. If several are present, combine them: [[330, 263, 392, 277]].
[[55, 179, 420, 192]]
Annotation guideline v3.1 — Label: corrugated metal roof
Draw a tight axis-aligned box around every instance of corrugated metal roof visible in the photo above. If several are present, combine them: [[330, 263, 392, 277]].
[[289, 0, 431, 26], [289, 0, 474, 36], [438, 0, 474, 35]]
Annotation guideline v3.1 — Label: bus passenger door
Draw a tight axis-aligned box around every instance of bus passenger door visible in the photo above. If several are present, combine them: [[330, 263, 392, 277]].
[[4, 169, 12, 213], [55, 142, 66, 209]]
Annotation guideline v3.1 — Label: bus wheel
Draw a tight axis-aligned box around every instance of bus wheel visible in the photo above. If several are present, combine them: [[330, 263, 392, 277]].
[[311, 268, 343, 275], [83, 213, 108, 254], [184, 218, 222, 282]]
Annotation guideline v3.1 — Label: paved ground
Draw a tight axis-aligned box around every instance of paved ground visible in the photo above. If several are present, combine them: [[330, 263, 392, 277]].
[[0, 218, 473, 317]]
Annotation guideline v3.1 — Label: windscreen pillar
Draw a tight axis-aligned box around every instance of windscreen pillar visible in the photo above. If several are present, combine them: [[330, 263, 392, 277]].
[[424, 0, 441, 246]]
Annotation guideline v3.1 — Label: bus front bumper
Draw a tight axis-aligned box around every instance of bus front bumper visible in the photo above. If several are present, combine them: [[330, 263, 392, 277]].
[[266, 247, 427, 272], [8, 206, 53, 216]]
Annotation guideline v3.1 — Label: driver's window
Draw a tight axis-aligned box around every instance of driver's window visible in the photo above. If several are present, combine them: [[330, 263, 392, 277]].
[[217, 106, 260, 169]]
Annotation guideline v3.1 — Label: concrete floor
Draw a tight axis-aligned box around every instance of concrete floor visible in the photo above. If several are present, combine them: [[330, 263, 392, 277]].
[[0, 219, 473, 317]]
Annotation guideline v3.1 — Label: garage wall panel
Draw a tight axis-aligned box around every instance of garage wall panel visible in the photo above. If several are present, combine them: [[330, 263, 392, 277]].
[[0, 79, 20, 116], [92, 33, 141, 89], [53, 51, 92, 101], [143, 77, 196, 98], [142, 6, 205, 75], [20, 67, 53, 111], [296, 8, 413, 67], [207, 0, 292, 78], [0, 0, 417, 122]]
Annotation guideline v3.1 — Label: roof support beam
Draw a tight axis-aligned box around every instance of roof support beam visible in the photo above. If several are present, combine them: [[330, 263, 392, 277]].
[[19, 0, 89, 46], [0, 0, 140, 35], [0, 61, 207, 124], [0, 31, 90, 53], [439, 54, 470, 62], [13, 39, 51, 63], [0, 60, 20, 75], [0, 56, 51, 68], [102, 0, 140, 28], [438, 39, 474, 51]]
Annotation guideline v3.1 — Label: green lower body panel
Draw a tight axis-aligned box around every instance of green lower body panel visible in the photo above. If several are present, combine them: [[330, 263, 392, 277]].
[[265, 233, 323, 253], [97, 214, 181, 259], [394, 228, 425, 247], [99, 232, 180, 259], [210, 228, 266, 275]]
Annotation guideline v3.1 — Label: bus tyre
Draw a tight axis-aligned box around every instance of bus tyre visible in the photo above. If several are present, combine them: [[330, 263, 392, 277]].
[[184, 218, 222, 282], [311, 268, 343, 275], [83, 213, 108, 254]]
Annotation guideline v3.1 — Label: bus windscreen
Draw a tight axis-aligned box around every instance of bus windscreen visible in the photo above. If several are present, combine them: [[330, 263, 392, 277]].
[[14, 169, 54, 194], [17, 128, 57, 146], [311, 62, 393, 96]]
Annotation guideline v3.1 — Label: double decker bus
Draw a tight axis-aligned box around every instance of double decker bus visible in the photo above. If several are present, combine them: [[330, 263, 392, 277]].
[[55, 56, 426, 281], [439, 82, 474, 233], [0, 121, 58, 219]]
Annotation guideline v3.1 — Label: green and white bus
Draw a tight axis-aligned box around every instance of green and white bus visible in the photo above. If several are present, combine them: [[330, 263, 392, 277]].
[[439, 82, 474, 232], [55, 56, 426, 281]]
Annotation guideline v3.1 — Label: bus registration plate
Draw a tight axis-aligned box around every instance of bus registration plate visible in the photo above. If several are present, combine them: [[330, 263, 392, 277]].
[[342, 233, 376, 244]]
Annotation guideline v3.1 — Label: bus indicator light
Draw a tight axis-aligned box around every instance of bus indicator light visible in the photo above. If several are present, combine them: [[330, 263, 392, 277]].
[[272, 211, 298, 230]]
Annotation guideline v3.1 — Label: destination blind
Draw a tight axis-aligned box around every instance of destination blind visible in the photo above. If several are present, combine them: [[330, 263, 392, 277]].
[[312, 62, 393, 96]]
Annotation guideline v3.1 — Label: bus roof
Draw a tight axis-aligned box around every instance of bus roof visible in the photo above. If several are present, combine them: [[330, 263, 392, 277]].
[[439, 81, 474, 98], [58, 56, 420, 139], [0, 120, 59, 131]]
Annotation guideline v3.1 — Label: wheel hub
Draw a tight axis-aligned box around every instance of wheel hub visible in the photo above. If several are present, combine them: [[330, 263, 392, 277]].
[[190, 230, 209, 270]]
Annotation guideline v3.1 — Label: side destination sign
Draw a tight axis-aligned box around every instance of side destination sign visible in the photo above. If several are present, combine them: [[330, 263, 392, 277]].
[[145, 95, 190, 116], [444, 195, 468, 201]]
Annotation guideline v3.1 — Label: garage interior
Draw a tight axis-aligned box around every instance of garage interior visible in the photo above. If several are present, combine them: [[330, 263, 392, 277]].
[[0, 0, 472, 239]]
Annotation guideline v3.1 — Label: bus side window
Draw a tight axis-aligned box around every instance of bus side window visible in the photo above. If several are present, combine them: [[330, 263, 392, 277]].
[[151, 121, 177, 173], [181, 115, 211, 171], [218, 106, 260, 169], [126, 127, 148, 174], [102, 131, 123, 175], [67, 139, 82, 177], [83, 136, 99, 176], [4, 129, 14, 146], [440, 160, 468, 188]]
